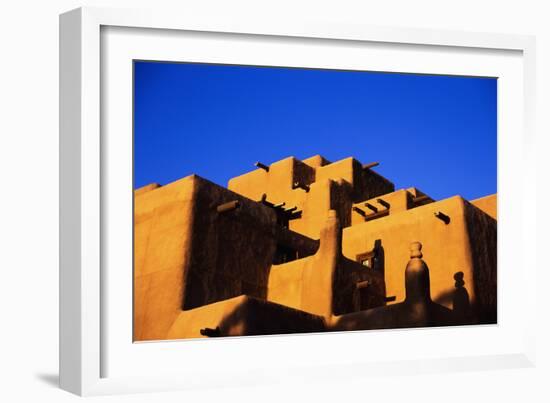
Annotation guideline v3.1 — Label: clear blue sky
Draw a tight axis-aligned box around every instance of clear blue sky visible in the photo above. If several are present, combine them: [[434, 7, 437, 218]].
[[134, 61, 496, 201]]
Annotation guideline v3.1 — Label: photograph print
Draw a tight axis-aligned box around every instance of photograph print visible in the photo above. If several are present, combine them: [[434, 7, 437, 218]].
[[133, 61, 497, 341]]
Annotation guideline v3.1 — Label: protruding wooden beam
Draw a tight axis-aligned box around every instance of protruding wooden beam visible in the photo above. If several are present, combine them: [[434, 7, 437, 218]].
[[362, 162, 380, 170], [413, 195, 431, 204], [259, 194, 277, 208], [288, 210, 302, 220], [216, 200, 240, 213], [364, 210, 390, 222], [200, 327, 221, 337], [255, 161, 269, 172], [292, 181, 310, 192], [353, 206, 367, 218], [434, 211, 450, 224], [365, 202, 378, 213], [356, 280, 370, 289], [377, 198, 390, 209]]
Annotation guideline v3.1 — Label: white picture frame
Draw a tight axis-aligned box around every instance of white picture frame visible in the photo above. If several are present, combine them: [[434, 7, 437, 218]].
[[59, 6, 537, 396]]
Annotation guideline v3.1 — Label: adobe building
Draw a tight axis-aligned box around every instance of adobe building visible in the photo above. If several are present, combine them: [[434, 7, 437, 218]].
[[134, 155, 497, 341]]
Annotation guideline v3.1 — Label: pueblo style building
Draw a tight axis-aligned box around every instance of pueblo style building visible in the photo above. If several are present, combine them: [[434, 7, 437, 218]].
[[134, 155, 497, 341]]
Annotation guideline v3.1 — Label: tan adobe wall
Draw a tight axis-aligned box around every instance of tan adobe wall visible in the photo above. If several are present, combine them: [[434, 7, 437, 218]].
[[343, 195, 497, 322], [167, 296, 326, 339], [227, 156, 313, 207], [134, 155, 497, 340], [133, 176, 197, 341], [471, 193, 497, 220], [229, 155, 394, 240]]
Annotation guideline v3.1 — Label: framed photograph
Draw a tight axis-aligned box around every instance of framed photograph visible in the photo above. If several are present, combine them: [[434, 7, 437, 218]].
[[60, 6, 537, 396]]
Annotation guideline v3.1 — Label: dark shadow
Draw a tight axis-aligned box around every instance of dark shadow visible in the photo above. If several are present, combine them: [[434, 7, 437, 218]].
[[373, 239, 385, 276], [433, 289, 454, 306], [182, 185, 319, 311], [433, 271, 473, 324], [216, 297, 326, 337], [452, 271, 472, 324], [358, 240, 385, 310], [35, 373, 59, 388], [464, 201, 497, 324], [355, 239, 385, 275], [336, 239, 387, 315]]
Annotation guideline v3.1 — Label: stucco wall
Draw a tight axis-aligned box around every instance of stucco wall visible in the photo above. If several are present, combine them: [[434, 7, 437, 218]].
[[343, 195, 494, 316], [471, 193, 497, 220], [134, 176, 197, 341]]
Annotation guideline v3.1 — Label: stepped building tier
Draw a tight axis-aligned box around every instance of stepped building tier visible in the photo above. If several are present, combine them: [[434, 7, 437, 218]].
[[134, 155, 497, 341]]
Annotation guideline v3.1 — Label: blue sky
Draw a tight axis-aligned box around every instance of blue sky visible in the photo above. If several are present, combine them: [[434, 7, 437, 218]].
[[134, 61, 496, 201]]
